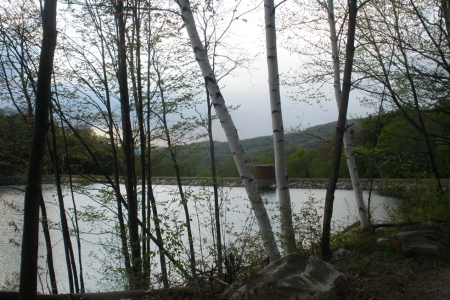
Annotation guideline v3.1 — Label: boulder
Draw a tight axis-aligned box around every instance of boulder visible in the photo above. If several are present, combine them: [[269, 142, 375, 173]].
[[225, 253, 343, 300], [330, 248, 351, 262], [389, 221, 449, 255], [376, 237, 388, 244]]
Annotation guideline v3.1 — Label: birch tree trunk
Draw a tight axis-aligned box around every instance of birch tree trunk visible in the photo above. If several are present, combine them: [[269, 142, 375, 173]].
[[19, 1, 57, 299], [324, 0, 369, 230], [264, 0, 296, 253], [321, 0, 358, 259], [175, 0, 280, 262]]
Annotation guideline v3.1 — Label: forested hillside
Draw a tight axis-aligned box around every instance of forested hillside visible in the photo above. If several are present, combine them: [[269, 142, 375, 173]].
[[3, 111, 448, 180]]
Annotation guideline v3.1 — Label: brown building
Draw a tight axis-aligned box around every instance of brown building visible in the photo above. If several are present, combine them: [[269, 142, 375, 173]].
[[253, 164, 276, 188]]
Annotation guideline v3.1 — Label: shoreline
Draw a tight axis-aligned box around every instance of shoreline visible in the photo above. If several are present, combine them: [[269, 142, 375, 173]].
[[148, 178, 421, 191], [1, 176, 444, 192]]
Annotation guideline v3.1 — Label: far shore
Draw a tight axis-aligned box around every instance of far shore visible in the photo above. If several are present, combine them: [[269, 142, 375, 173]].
[[2, 176, 446, 192]]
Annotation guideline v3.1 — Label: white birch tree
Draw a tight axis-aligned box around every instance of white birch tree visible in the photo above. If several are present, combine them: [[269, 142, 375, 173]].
[[264, 0, 297, 253], [175, 0, 281, 262]]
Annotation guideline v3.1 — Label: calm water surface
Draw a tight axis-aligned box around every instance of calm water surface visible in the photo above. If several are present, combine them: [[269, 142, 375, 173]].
[[0, 184, 399, 292]]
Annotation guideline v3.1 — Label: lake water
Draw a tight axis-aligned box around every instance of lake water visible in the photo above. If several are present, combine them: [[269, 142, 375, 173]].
[[0, 184, 399, 292]]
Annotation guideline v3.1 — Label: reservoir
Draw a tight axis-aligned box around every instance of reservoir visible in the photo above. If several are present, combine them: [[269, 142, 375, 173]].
[[0, 184, 399, 292]]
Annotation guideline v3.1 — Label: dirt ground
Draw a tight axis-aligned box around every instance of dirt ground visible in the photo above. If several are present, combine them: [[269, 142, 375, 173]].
[[334, 236, 450, 300]]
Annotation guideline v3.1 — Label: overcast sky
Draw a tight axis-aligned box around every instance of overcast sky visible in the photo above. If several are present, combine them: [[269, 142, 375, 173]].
[[204, 3, 375, 142]]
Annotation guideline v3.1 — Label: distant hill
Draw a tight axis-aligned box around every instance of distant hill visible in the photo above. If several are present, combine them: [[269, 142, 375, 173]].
[[187, 119, 360, 165], [217, 119, 357, 150]]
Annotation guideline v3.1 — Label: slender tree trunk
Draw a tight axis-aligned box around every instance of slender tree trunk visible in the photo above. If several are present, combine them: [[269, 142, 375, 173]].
[[146, 28, 169, 287], [175, 0, 280, 262], [60, 122, 85, 293], [55, 93, 189, 282], [53, 77, 85, 292], [367, 93, 386, 228], [54, 94, 133, 284], [154, 65, 197, 278], [264, 0, 297, 253], [93, 12, 133, 278], [324, 0, 369, 230], [19, 1, 57, 299], [133, 2, 150, 284], [39, 195, 58, 294], [48, 109, 79, 293], [391, 3, 442, 189], [128, 0, 149, 284], [205, 82, 223, 277], [115, 0, 142, 288], [201, 15, 224, 277], [321, 0, 358, 259], [146, 134, 169, 287]]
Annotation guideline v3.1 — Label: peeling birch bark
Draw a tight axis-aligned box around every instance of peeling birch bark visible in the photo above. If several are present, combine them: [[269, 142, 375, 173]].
[[264, 0, 297, 253], [175, 0, 280, 261]]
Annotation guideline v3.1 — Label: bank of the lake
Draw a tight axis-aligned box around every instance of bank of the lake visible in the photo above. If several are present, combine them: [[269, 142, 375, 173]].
[[1, 175, 447, 194]]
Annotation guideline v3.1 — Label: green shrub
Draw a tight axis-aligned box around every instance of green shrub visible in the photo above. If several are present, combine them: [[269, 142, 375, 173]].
[[386, 179, 450, 223]]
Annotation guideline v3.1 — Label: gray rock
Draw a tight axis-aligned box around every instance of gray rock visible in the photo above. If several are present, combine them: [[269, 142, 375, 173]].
[[225, 253, 343, 300], [377, 238, 388, 244], [389, 221, 449, 255], [330, 248, 351, 262]]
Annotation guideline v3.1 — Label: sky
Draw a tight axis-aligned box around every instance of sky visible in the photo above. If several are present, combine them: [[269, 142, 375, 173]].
[[204, 3, 375, 142], [0, 1, 377, 143]]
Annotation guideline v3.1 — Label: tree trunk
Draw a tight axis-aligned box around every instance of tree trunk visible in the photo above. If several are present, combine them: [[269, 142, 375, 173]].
[[19, 1, 58, 299], [205, 81, 223, 277], [154, 64, 197, 278], [133, 2, 150, 284], [391, 2, 442, 189], [52, 76, 86, 293], [321, 0, 358, 259], [59, 119, 85, 293], [127, 1, 149, 284], [48, 107, 79, 293], [324, 0, 369, 230], [264, 0, 297, 253], [146, 27, 169, 287], [175, 0, 280, 262], [96, 15, 133, 279], [115, 0, 142, 288], [39, 195, 58, 294], [200, 9, 224, 276]]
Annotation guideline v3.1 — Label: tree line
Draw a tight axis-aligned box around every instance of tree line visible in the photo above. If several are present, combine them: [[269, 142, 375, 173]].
[[2, 108, 448, 181]]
